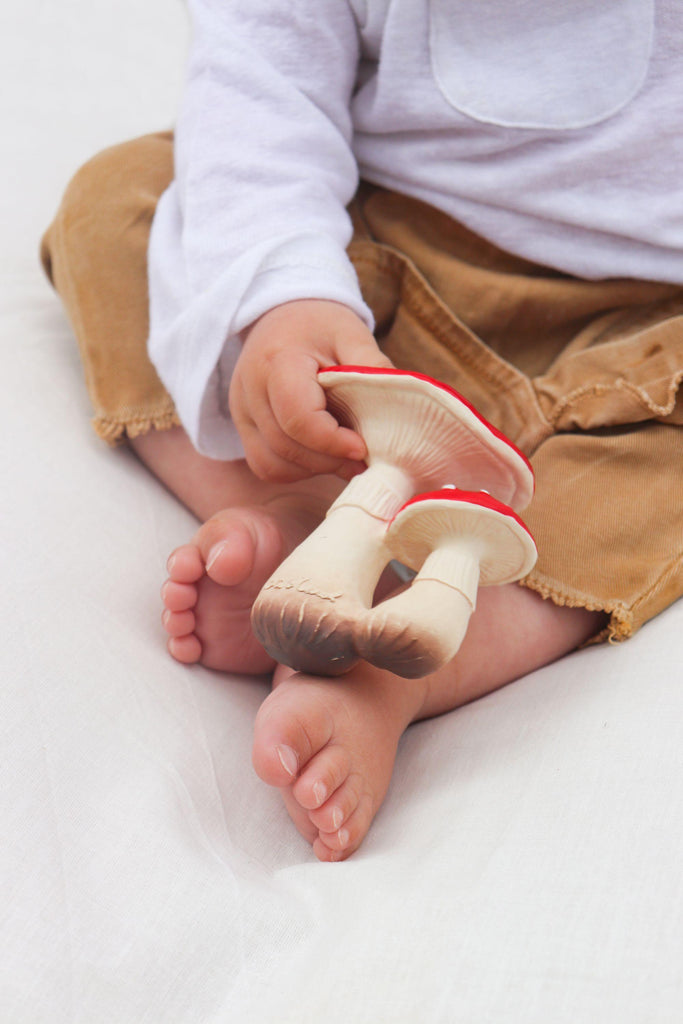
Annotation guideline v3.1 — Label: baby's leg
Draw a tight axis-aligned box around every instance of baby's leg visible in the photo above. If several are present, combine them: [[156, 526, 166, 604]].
[[252, 585, 605, 861], [132, 426, 343, 673], [132, 424, 604, 861]]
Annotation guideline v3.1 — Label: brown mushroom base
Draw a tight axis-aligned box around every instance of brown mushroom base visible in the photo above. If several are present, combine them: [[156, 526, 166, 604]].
[[251, 587, 362, 677], [252, 568, 474, 679], [252, 575, 475, 680], [354, 581, 474, 679]]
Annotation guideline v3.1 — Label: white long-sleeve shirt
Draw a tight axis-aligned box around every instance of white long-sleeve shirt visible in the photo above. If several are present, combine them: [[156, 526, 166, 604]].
[[148, 0, 682, 458]]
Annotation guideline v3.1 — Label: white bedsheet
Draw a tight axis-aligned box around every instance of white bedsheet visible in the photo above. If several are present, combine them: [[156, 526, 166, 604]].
[[2, 2, 682, 1021]]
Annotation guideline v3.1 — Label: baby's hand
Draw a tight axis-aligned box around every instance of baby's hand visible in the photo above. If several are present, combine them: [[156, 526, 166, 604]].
[[229, 299, 392, 481]]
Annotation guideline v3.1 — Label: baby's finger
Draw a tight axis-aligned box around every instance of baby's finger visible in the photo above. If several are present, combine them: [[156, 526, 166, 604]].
[[268, 362, 367, 463], [240, 415, 361, 482]]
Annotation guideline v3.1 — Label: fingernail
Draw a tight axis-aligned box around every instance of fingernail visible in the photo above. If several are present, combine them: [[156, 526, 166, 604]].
[[331, 806, 343, 830], [166, 553, 176, 574], [337, 828, 350, 848], [276, 745, 298, 778]]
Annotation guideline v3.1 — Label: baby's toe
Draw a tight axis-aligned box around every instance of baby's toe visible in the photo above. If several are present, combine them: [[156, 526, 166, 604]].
[[308, 772, 363, 836], [196, 516, 258, 586], [162, 608, 195, 638], [292, 745, 351, 811], [167, 633, 202, 664], [161, 580, 198, 613], [196, 508, 285, 587], [252, 686, 335, 788], [315, 792, 375, 862], [167, 545, 204, 583]]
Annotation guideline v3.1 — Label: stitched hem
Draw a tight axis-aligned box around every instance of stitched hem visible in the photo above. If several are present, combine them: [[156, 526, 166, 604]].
[[519, 571, 633, 646], [522, 543, 683, 648], [93, 405, 181, 446], [545, 367, 683, 429]]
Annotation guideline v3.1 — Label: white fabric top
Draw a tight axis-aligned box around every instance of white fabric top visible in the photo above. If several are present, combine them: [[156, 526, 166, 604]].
[[148, 0, 683, 458]]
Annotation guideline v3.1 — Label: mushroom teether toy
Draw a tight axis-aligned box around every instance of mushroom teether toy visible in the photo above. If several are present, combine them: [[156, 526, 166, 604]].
[[251, 366, 535, 676], [356, 489, 537, 677]]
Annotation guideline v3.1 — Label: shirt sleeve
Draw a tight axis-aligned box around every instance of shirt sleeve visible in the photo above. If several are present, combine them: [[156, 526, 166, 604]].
[[147, 0, 372, 458]]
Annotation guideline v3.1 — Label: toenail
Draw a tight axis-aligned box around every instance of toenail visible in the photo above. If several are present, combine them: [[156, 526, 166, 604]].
[[337, 828, 350, 848], [331, 806, 344, 830], [276, 745, 299, 778], [312, 781, 327, 806], [206, 542, 228, 572]]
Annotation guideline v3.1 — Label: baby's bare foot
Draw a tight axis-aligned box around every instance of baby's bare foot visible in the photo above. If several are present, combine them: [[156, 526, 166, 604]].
[[161, 497, 326, 674], [252, 664, 426, 861]]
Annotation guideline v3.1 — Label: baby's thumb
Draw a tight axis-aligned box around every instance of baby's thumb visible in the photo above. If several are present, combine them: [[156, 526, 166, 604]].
[[340, 330, 394, 370]]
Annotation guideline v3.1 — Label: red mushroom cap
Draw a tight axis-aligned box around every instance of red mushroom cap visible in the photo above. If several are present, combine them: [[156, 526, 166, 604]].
[[385, 487, 537, 585], [319, 366, 534, 510]]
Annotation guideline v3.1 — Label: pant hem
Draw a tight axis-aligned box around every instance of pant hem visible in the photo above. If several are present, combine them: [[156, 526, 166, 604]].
[[519, 572, 633, 646], [93, 405, 181, 446]]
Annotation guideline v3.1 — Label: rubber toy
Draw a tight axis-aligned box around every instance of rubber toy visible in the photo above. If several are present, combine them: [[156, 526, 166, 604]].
[[251, 366, 537, 678]]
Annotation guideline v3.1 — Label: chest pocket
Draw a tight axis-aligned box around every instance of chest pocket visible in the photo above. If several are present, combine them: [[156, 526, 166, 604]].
[[429, 0, 654, 130]]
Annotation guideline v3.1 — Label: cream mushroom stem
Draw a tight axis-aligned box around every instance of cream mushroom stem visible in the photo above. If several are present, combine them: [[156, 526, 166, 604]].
[[326, 458, 417, 522], [355, 490, 538, 679], [250, 502, 393, 676], [354, 539, 480, 680]]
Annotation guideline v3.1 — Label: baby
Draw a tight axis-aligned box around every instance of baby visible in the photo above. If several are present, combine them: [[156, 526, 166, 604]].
[[42, 0, 683, 861]]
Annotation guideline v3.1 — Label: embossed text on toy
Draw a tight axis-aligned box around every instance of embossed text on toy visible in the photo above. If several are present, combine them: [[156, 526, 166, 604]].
[[262, 578, 344, 603]]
